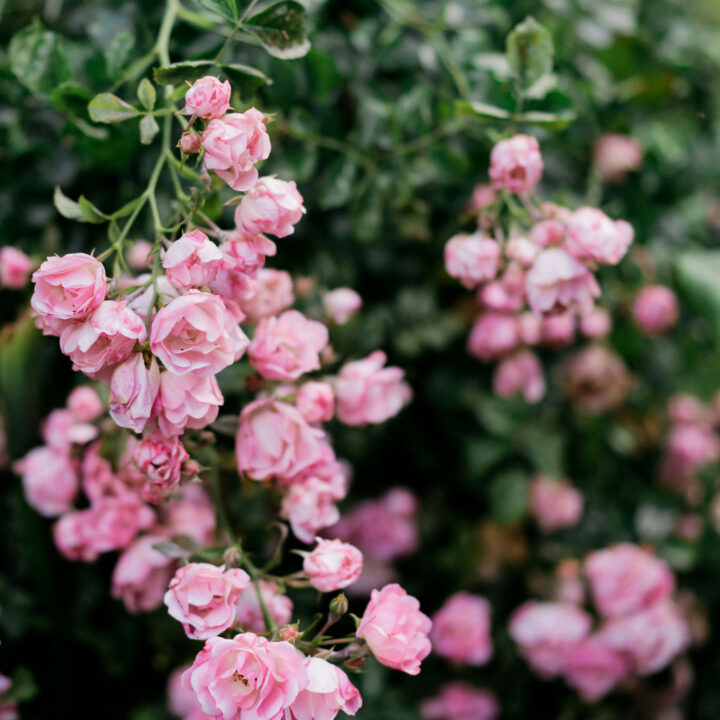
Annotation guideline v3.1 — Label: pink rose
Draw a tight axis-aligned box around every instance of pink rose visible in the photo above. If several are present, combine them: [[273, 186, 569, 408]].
[[165, 485, 217, 545], [54, 511, 100, 562], [579, 306, 612, 339], [165, 563, 251, 640], [234, 177, 305, 238], [489, 134, 543, 194], [477, 262, 527, 312], [239, 269, 294, 323], [565, 207, 634, 265], [134, 432, 190, 503], [431, 592, 492, 666], [281, 473, 347, 544], [235, 580, 293, 634], [109, 354, 160, 433], [31, 252, 106, 320], [303, 538, 363, 593], [529, 475, 583, 532], [287, 657, 362, 720], [163, 231, 227, 290], [296, 382, 334, 423], [531, 218, 566, 248], [585, 543, 674, 618], [150, 291, 238, 376], [220, 232, 277, 279], [563, 635, 630, 701], [322, 288, 362, 325], [541, 311, 576, 347], [15, 445, 78, 517], [421, 682, 499, 720], [632, 284, 679, 336], [168, 666, 215, 720], [444, 233, 501, 289], [593, 134, 643, 183], [471, 183, 498, 211], [112, 534, 176, 613], [183, 76, 231, 119], [235, 399, 326, 481], [669, 394, 707, 426], [42, 408, 96, 450], [59, 300, 145, 375], [80, 442, 126, 502], [154, 372, 224, 437], [334, 351, 411, 426], [202, 109, 271, 191], [467, 312, 519, 362], [517, 312, 542, 345], [248, 310, 328, 381], [526, 248, 600, 315], [492, 350, 545, 403], [127, 240, 153, 271], [182, 633, 308, 719], [508, 601, 591, 677], [0, 246, 33, 289], [67, 385, 104, 422]]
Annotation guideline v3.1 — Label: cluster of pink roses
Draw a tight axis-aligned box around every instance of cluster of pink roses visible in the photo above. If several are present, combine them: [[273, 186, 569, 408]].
[[445, 134, 634, 403], [510, 543, 690, 702]]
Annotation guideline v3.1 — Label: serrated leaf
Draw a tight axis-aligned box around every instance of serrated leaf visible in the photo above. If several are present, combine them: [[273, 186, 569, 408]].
[[53, 186, 84, 221], [137, 78, 156, 111], [318, 156, 357, 209], [245, 1, 311, 60], [153, 60, 271, 96], [506, 16, 554, 91], [455, 100, 511, 121], [88, 93, 140, 123], [8, 22, 71, 95], [139, 114, 159, 145]]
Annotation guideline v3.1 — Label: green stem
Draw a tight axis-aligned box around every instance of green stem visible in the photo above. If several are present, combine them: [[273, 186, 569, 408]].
[[214, 0, 262, 64], [242, 554, 278, 635]]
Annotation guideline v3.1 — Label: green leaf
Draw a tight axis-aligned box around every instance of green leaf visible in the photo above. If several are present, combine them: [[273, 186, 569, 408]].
[[455, 100, 511, 121], [245, 1, 311, 60], [8, 22, 71, 95], [139, 114, 160, 145], [78, 196, 110, 223], [489, 469, 529, 526], [49, 81, 94, 115], [88, 93, 140, 123], [192, 0, 238, 21], [222, 63, 273, 95], [111, 196, 144, 220], [518, 110, 576, 130], [54, 187, 109, 223], [154, 60, 271, 95], [506, 16, 554, 91], [137, 78, 156, 111], [318, 156, 357, 209], [103, 31, 135, 80], [153, 60, 215, 85], [676, 250, 720, 343]]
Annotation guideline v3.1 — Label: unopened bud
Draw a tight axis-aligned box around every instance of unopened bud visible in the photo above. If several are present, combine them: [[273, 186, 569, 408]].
[[280, 626, 299, 643], [329, 593, 349, 620], [223, 546, 243, 567], [181, 459, 201, 478], [179, 132, 202, 155]]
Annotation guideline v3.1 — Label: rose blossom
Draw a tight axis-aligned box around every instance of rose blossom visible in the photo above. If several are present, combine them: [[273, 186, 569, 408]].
[[127, 240, 153, 271], [356, 583, 432, 675], [59, 300, 145, 375], [150, 291, 238, 376], [421, 683, 499, 720], [431, 592, 492, 666], [506, 235, 540, 267], [281, 472, 346, 544], [508, 601, 592, 677], [202, 109, 271, 191], [322, 288, 362, 325], [632, 285, 679, 336], [181, 633, 307, 720], [112, 534, 176, 613], [287, 657, 362, 720], [183, 76, 231, 119], [526, 248, 600, 315], [541, 311, 576, 348], [163, 230, 227, 290], [165, 485, 217, 545], [492, 349, 545, 403], [444, 233, 501, 289], [471, 183, 498, 211], [585, 543, 674, 618], [67, 385, 104, 422], [334, 351, 411, 426], [580, 306, 612, 339], [0, 246, 33, 289], [239, 269, 294, 323], [109, 354, 160, 433], [234, 177, 305, 238], [529, 475, 583, 532], [80, 442, 125, 501], [531, 218, 566, 247], [563, 635, 630, 700], [15, 446, 78, 517], [220, 232, 277, 279], [488, 134, 543, 194], [467, 312, 519, 361], [154, 372, 224, 437], [168, 666, 214, 720], [565, 207, 634, 265], [303, 538, 363, 593], [296, 382, 334, 423], [593, 134, 643, 183], [42, 408, 96, 451], [134, 432, 190, 503], [235, 580, 293, 634], [54, 511, 99, 562], [248, 310, 328, 381]]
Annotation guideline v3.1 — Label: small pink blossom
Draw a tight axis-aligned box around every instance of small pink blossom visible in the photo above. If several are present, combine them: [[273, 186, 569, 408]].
[[431, 593, 493, 666], [303, 538, 363, 593], [529, 475, 583, 532], [109, 354, 160, 433], [492, 349, 545, 403], [632, 285, 679, 336], [220, 232, 277, 279], [322, 287, 362, 325], [41, 408, 92, 451], [421, 682, 499, 720], [235, 580, 293, 634], [564, 635, 630, 701], [471, 183, 498, 211], [517, 312, 542, 345], [593, 134, 643, 183], [489, 134, 543, 194], [0, 246, 33, 289], [541, 312, 576, 348], [234, 177, 305, 238], [287, 657, 362, 720], [127, 240, 153, 271], [165, 485, 217, 545], [467, 313, 519, 362], [168, 666, 214, 720], [239, 269, 294, 323], [444, 233, 501, 289], [565, 207, 634, 265], [154, 372, 224, 437], [183, 76, 232, 119], [531, 219, 566, 248], [580, 307, 612, 339], [505, 235, 540, 267], [296, 382, 334, 423], [81, 442, 126, 502], [15, 445, 78, 517], [134, 432, 189, 503], [163, 230, 227, 290], [67, 385, 104, 422]]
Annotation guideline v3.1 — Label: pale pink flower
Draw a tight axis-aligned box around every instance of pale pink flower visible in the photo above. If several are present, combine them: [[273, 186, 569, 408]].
[[585, 543, 674, 618], [531, 219, 566, 248], [356, 583, 432, 675], [467, 312, 519, 362], [564, 635, 630, 701], [54, 511, 100, 562], [134, 432, 189, 503], [505, 235, 540, 267], [202, 109, 271, 191], [163, 230, 227, 290], [322, 288, 362, 325], [565, 207, 634, 265], [489, 134, 543, 194], [236, 399, 326, 481], [183, 76, 231, 119], [541, 312, 576, 348], [219, 232, 277, 279], [234, 177, 305, 238], [235, 580, 293, 634], [529, 475, 583, 532], [67, 385, 104, 422], [335, 351, 411, 426], [444, 233, 501, 289], [296, 382, 334, 423], [421, 682, 499, 720], [632, 285, 679, 336], [182, 633, 307, 720], [431, 593, 492, 666], [81, 442, 126, 502], [287, 657, 362, 720], [580, 307, 612, 339], [517, 312, 542, 345], [150, 291, 237, 376], [109, 354, 160, 433], [127, 240, 153, 271], [15, 445, 78, 517], [239, 269, 294, 323], [248, 310, 328, 381], [41, 409, 81, 451], [508, 601, 591, 677], [154, 372, 224, 437], [668, 394, 707, 426], [526, 248, 600, 315], [303, 538, 363, 593], [112, 534, 176, 613], [471, 183, 498, 210], [31, 252, 106, 320], [664, 423, 720, 479], [593, 134, 643, 183], [0, 246, 33, 289], [281, 473, 346, 544], [165, 563, 251, 640], [165, 485, 216, 545], [492, 349, 545, 403], [168, 666, 215, 720]]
